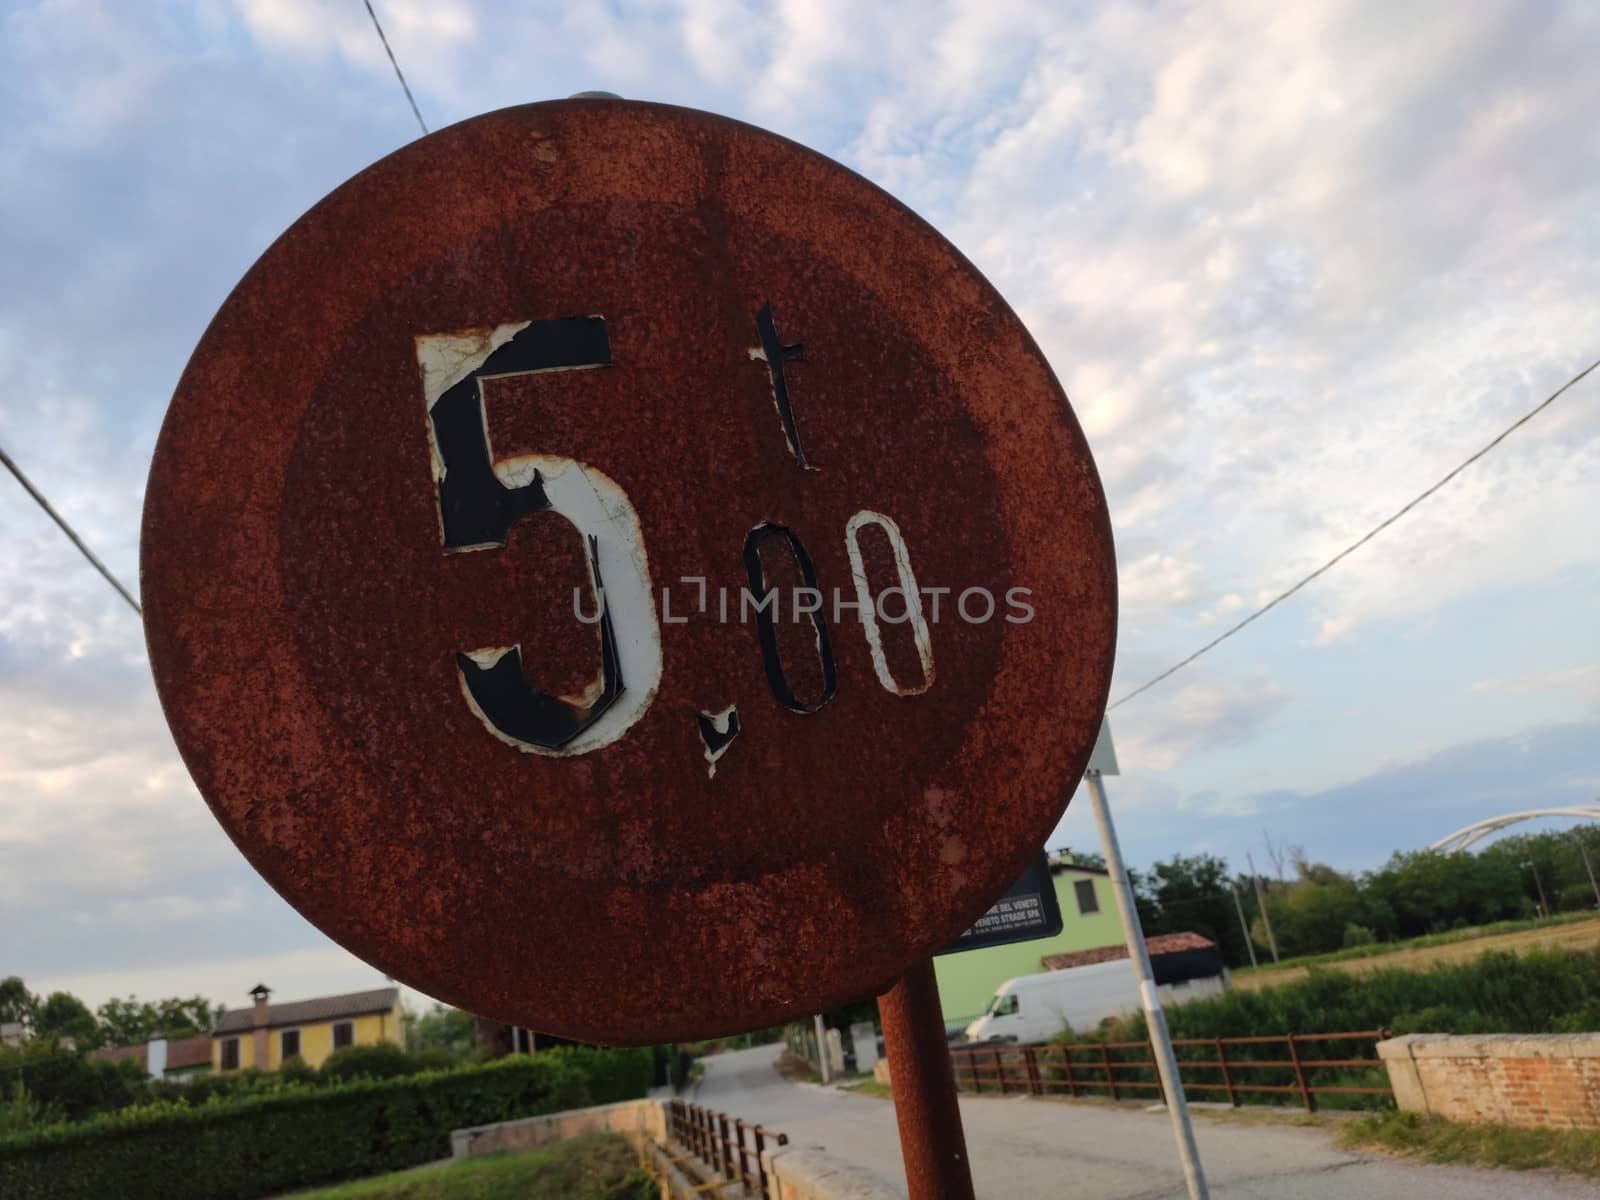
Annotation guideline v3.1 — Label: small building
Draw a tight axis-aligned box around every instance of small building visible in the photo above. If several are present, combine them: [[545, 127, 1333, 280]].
[[1041, 930, 1226, 982], [211, 984, 403, 1072], [90, 1033, 213, 1079], [934, 857, 1123, 1025]]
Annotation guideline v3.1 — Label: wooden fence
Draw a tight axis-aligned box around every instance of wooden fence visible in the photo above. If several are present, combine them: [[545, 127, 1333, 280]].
[[950, 1031, 1393, 1112]]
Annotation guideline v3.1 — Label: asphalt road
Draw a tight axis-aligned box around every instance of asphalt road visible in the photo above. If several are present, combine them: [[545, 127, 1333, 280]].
[[693, 1044, 1590, 1199]]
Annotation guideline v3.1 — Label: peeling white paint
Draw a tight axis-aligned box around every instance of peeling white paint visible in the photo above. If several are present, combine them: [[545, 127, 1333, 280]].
[[415, 326, 662, 757], [415, 322, 530, 487], [845, 510, 936, 696], [699, 705, 738, 779]]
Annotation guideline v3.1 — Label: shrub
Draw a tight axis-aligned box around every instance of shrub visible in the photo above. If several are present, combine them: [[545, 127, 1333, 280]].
[[149, 1068, 269, 1108], [0, 1048, 148, 1122], [1097, 947, 1600, 1042], [0, 1047, 653, 1200], [320, 1042, 423, 1082], [1342, 923, 1376, 948], [278, 1056, 318, 1085]]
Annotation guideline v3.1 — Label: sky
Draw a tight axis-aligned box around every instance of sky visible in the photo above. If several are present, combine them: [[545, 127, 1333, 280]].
[[1, 0, 1597, 1015]]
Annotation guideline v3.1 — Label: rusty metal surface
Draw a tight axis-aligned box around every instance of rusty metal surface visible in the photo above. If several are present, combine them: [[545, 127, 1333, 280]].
[[140, 99, 1117, 1044], [879, 958, 977, 1200]]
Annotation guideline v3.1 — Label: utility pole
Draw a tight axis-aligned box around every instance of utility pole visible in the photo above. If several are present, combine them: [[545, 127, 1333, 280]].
[[1085, 720, 1210, 1200], [812, 1013, 832, 1083], [1246, 852, 1280, 963], [1525, 861, 1550, 919], [1575, 835, 1600, 911], [1229, 882, 1259, 968]]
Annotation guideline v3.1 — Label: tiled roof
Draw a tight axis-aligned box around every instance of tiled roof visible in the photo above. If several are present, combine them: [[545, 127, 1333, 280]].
[[1048, 860, 1109, 876], [166, 1033, 213, 1068], [90, 1043, 146, 1067], [89, 1032, 222, 1070], [214, 987, 398, 1034], [1041, 931, 1216, 972]]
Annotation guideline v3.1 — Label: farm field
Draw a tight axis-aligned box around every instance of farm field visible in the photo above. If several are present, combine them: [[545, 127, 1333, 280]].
[[1232, 916, 1600, 991]]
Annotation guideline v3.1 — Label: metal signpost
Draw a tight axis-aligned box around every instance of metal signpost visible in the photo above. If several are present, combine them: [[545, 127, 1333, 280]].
[[140, 99, 1117, 1200], [1084, 718, 1210, 1200]]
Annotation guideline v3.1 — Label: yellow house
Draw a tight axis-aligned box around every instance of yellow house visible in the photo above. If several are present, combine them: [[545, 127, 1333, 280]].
[[212, 984, 404, 1072]]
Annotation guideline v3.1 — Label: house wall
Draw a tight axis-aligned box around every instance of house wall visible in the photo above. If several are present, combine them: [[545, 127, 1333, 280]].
[[214, 1002, 407, 1071], [933, 870, 1123, 1025]]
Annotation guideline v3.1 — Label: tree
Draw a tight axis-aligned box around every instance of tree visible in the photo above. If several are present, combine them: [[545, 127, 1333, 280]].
[[0, 977, 37, 1030], [405, 1004, 475, 1061], [1134, 854, 1255, 968], [1363, 850, 1522, 938], [33, 992, 100, 1049], [1249, 862, 1367, 957], [95, 995, 218, 1047]]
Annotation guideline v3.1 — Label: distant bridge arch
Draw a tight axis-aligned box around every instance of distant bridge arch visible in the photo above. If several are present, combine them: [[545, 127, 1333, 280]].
[[1430, 804, 1600, 853]]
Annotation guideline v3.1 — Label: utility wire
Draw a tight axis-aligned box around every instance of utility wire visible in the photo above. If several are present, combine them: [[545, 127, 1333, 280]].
[[0, 443, 141, 616], [363, 0, 428, 136], [1109, 354, 1600, 711]]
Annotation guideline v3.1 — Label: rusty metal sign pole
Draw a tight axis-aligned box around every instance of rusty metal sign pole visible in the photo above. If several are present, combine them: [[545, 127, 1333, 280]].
[[1084, 719, 1210, 1200], [878, 957, 976, 1200]]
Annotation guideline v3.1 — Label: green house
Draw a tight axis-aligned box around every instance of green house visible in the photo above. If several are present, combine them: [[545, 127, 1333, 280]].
[[934, 860, 1123, 1025]]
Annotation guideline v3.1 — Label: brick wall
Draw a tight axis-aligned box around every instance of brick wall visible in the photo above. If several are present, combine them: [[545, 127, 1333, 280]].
[[1378, 1033, 1600, 1130]]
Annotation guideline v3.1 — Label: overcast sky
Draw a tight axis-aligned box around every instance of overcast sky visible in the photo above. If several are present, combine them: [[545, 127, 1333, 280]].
[[2, 0, 1597, 1015]]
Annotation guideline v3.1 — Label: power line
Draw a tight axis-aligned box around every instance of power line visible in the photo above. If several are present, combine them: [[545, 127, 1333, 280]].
[[1109, 354, 1600, 711], [0, 443, 141, 616], [362, 0, 428, 136]]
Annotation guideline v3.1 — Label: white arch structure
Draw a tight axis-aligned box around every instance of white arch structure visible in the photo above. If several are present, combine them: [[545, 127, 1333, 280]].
[[1430, 804, 1600, 853]]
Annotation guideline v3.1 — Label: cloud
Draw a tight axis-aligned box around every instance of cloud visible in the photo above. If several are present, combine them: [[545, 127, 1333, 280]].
[[1111, 666, 1290, 773], [1091, 721, 1600, 873], [1473, 665, 1600, 705], [2, 0, 1598, 1003]]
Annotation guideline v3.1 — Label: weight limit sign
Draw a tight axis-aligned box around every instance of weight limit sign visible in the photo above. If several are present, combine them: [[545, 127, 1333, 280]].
[[141, 99, 1117, 1045]]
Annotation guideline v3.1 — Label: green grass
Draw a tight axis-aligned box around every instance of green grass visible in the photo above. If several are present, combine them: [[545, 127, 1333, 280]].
[[1243, 912, 1598, 975], [1341, 1110, 1600, 1178], [841, 1079, 892, 1100], [285, 1135, 655, 1200]]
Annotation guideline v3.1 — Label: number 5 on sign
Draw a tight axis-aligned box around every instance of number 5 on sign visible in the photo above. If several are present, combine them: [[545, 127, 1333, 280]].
[[417, 317, 662, 756]]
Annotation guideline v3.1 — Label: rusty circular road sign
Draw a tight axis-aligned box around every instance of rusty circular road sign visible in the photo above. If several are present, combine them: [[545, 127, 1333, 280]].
[[141, 99, 1117, 1044]]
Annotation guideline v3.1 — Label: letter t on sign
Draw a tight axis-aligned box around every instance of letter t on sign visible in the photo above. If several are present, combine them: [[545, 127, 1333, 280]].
[[749, 302, 813, 470]]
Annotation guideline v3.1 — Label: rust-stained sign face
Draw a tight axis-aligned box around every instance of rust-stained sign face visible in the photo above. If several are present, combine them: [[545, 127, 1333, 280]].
[[141, 100, 1117, 1045]]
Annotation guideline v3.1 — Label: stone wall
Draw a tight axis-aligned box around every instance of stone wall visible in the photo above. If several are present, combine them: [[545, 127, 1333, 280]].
[[452, 1098, 899, 1199], [1378, 1033, 1600, 1130], [451, 1098, 665, 1159]]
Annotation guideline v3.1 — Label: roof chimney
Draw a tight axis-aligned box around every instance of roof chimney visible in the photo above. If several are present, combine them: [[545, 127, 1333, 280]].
[[248, 984, 272, 1071]]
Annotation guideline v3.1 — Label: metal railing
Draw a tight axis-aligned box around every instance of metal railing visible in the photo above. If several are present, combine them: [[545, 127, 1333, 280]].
[[950, 1030, 1393, 1112], [668, 1098, 789, 1196]]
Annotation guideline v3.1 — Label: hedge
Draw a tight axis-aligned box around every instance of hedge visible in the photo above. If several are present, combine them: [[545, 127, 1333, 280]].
[[0, 1047, 653, 1200]]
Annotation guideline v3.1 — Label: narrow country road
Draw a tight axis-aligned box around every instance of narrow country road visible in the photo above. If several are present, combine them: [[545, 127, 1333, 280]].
[[692, 1044, 1588, 1199]]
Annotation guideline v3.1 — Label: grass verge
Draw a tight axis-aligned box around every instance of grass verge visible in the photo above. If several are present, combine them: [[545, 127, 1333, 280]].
[[774, 1052, 820, 1085], [284, 1135, 655, 1200], [1233, 915, 1600, 991], [1340, 1110, 1600, 1178], [841, 1079, 892, 1100]]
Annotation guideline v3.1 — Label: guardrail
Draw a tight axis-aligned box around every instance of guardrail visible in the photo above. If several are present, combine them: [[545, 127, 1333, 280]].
[[951, 1030, 1393, 1112], [668, 1098, 789, 1196]]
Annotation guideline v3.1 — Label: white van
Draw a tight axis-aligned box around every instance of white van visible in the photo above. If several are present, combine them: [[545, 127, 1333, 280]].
[[963, 959, 1227, 1044]]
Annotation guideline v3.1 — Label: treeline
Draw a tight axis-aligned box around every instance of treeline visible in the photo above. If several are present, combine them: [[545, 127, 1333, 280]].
[[0, 979, 215, 1052], [1112, 824, 1600, 965]]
